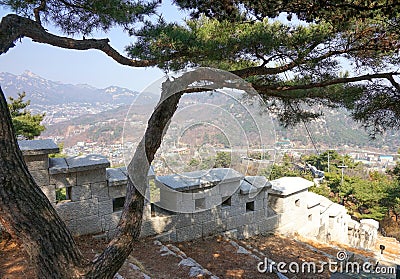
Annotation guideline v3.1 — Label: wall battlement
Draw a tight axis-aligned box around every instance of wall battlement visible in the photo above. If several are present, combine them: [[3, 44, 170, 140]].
[[18, 139, 378, 250]]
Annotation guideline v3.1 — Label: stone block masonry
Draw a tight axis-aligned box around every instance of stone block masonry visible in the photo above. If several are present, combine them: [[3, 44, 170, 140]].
[[19, 140, 120, 237], [17, 139, 379, 252], [149, 171, 277, 242]]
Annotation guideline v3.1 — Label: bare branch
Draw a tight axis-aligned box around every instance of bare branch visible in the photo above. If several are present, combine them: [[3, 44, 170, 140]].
[[57, 0, 86, 10], [0, 14, 157, 68], [33, 0, 46, 24], [231, 41, 336, 78], [386, 75, 400, 92]]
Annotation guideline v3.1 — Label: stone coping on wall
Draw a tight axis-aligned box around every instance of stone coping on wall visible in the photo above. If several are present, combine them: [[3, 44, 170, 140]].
[[18, 139, 59, 155], [360, 219, 379, 229], [240, 176, 271, 194], [305, 191, 321, 209], [156, 168, 244, 192], [49, 158, 68, 174], [269, 176, 314, 197], [107, 167, 128, 187], [306, 191, 346, 217], [315, 194, 333, 214], [327, 202, 346, 217], [49, 154, 110, 174], [348, 219, 360, 230]]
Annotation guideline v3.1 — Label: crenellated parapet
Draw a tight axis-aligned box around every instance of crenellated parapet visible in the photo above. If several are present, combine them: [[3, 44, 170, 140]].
[[16, 139, 379, 251]]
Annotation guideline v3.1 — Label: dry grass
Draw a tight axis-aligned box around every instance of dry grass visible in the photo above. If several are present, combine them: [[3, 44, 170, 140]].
[[381, 216, 400, 240]]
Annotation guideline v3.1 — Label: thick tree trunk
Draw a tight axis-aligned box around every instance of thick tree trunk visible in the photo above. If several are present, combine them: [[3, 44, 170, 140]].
[[0, 87, 86, 278]]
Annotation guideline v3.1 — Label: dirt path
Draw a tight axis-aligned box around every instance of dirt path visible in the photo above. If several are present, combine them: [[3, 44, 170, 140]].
[[1, 233, 399, 279], [0, 237, 35, 279], [176, 236, 265, 278]]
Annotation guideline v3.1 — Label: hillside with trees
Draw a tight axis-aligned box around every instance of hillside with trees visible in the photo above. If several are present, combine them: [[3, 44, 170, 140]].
[[268, 151, 400, 239]]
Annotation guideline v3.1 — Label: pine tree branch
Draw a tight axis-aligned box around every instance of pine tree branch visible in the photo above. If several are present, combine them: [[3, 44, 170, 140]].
[[231, 41, 322, 78], [33, 0, 46, 24], [253, 72, 400, 95], [0, 14, 157, 67], [231, 45, 385, 79]]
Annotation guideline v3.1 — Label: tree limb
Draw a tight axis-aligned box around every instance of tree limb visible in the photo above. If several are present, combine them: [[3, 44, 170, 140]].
[[33, 0, 46, 24], [57, 0, 86, 10], [231, 41, 348, 78], [386, 75, 400, 92], [0, 14, 157, 67], [253, 72, 400, 94]]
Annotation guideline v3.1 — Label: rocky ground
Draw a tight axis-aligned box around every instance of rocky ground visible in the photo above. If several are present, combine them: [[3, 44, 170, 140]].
[[1, 232, 399, 279]]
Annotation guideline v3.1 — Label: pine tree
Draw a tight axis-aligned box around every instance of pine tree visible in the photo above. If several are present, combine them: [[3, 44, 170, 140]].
[[8, 92, 45, 139], [1, 1, 400, 277]]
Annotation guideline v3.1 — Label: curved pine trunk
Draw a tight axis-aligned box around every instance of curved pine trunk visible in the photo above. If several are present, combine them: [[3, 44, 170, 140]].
[[84, 80, 184, 278]]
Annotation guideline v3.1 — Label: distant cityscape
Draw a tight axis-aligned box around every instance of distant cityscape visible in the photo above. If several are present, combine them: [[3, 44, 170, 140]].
[[3, 70, 398, 173], [40, 132, 398, 175], [32, 103, 122, 125]]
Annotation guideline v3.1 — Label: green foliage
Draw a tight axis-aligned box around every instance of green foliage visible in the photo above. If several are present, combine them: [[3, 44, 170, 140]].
[[8, 92, 45, 139], [267, 164, 298, 180], [346, 173, 388, 219], [126, 2, 400, 136], [390, 153, 400, 181], [199, 156, 214, 169], [382, 176, 400, 219], [303, 150, 359, 172], [49, 143, 66, 158], [308, 184, 331, 198], [248, 151, 271, 160], [262, 154, 312, 180], [129, 17, 334, 72], [214, 151, 231, 168], [3, 0, 158, 35], [271, 151, 400, 221], [188, 158, 200, 167], [55, 187, 67, 202], [174, 0, 400, 24]]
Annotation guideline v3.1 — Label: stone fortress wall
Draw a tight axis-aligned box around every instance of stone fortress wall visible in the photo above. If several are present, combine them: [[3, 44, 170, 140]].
[[19, 139, 378, 250]]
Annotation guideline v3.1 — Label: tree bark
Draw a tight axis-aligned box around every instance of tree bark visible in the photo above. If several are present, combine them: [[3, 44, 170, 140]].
[[0, 14, 156, 67], [83, 79, 184, 278], [0, 87, 86, 278]]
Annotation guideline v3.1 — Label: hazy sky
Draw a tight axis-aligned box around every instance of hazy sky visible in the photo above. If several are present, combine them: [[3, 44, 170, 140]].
[[0, 2, 187, 91]]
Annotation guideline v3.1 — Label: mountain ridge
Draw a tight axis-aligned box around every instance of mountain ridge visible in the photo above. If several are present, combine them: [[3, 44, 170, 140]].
[[0, 70, 140, 105], [1, 71, 399, 152]]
